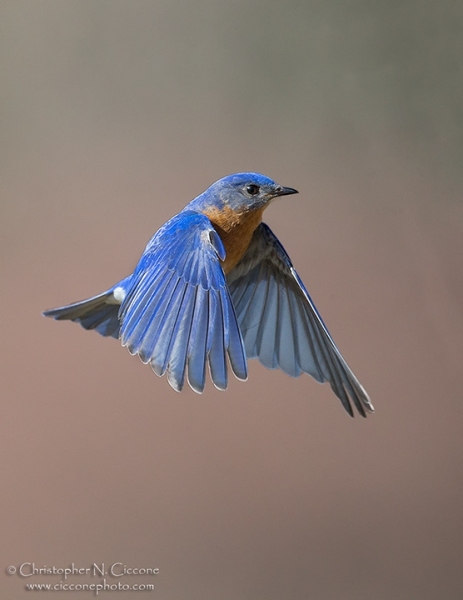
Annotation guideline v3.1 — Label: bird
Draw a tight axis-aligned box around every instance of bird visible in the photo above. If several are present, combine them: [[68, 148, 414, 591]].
[[44, 172, 373, 417]]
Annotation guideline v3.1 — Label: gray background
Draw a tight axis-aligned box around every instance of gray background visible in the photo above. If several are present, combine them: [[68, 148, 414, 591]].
[[2, 1, 463, 598]]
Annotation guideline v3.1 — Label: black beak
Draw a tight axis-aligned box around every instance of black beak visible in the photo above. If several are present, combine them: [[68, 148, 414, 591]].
[[276, 186, 298, 197]]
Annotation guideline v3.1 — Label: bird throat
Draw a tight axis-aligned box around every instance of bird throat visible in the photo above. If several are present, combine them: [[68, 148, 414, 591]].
[[203, 205, 265, 274]]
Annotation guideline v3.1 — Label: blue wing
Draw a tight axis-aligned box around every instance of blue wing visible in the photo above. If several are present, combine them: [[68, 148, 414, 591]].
[[119, 211, 247, 393], [227, 223, 373, 417]]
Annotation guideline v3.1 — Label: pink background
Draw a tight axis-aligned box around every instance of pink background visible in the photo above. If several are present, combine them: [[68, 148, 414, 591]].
[[2, 2, 463, 598]]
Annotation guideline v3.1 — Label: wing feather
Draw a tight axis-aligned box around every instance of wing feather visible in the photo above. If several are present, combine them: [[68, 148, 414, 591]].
[[187, 286, 209, 393], [207, 291, 228, 390], [123, 270, 177, 358], [227, 223, 373, 417]]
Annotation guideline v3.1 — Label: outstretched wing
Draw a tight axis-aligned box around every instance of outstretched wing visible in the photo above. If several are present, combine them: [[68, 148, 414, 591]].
[[227, 223, 373, 417], [119, 211, 247, 393]]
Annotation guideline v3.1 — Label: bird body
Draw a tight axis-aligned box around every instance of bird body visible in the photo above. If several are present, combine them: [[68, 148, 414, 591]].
[[44, 172, 374, 417]]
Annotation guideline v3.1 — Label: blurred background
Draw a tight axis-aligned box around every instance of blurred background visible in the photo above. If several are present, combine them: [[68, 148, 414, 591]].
[[2, 1, 463, 598]]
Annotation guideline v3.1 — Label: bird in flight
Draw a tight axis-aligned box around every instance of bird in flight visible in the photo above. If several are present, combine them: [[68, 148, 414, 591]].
[[44, 172, 373, 417]]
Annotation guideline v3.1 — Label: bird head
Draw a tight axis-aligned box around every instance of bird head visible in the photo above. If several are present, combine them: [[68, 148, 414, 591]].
[[192, 172, 298, 213]]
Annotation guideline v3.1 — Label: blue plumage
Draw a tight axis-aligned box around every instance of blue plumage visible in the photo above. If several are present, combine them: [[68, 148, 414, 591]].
[[44, 172, 373, 417]]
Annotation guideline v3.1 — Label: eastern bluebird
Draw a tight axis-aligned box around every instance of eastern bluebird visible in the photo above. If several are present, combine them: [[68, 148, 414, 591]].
[[44, 173, 373, 417]]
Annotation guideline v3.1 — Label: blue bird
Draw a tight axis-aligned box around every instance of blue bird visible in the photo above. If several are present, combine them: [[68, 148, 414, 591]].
[[44, 173, 373, 417]]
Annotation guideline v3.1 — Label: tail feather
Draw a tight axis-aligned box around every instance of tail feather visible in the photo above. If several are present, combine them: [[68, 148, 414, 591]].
[[43, 290, 121, 339]]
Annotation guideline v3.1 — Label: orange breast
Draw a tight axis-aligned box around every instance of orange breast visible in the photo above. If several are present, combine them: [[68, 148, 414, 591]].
[[203, 205, 264, 274]]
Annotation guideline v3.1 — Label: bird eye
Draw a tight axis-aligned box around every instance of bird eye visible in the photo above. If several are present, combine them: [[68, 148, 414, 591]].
[[246, 184, 260, 196]]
